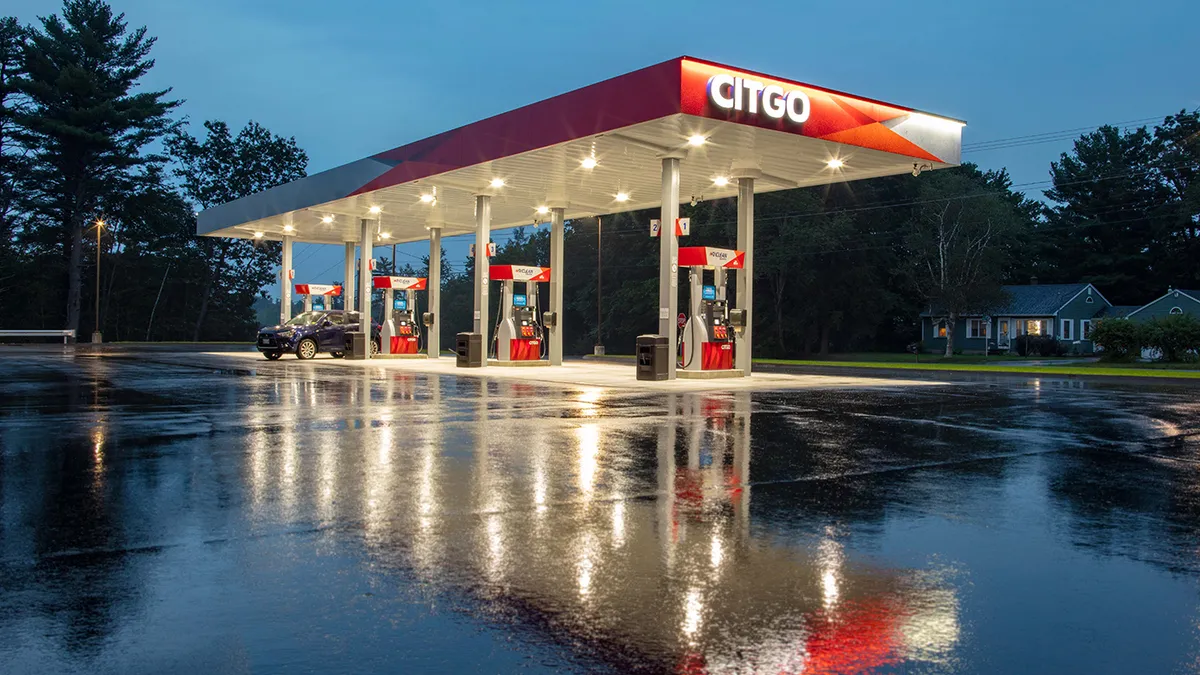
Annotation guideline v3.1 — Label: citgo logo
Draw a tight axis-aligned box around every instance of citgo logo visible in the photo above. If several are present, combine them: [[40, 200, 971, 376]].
[[707, 73, 810, 124]]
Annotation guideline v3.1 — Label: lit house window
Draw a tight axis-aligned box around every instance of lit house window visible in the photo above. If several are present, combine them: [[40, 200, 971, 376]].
[[968, 319, 988, 339], [1024, 320, 1043, 336], [937, 321, 947, 338]]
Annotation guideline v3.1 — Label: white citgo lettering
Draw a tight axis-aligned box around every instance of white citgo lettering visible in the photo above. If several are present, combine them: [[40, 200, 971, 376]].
[[743, 79, 764, 114], [707, 74, 735, 109], [705, 73, 812, 125], [786, 90, 811, 123], [762, 85, 786, 118]]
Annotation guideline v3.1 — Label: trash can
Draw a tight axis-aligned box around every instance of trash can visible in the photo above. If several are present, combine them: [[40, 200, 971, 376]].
[[456, 332, 483, 367], [636, 334, 669, 381], [344, 331, 369, 360]]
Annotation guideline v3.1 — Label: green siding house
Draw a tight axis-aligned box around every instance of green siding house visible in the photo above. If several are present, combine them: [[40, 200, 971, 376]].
[[921, 283, 1112, 354], [1126, 289, 1200, 322]]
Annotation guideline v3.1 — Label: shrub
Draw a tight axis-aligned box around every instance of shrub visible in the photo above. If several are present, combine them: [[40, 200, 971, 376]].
[[1144, 314, 1200, 362], [1090, 318, 1145, 361], [1014, 334, 1059, 357]]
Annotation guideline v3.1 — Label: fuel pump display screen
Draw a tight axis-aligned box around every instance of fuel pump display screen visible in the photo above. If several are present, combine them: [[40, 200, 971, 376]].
[[394, 297, 407, 311], [312, 298, 325, 311], [512, 294, 528, 307], [702, 285, 716, 300]]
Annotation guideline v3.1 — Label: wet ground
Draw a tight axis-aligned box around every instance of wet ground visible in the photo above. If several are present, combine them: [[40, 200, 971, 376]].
[[1, 347, 1199, 674]]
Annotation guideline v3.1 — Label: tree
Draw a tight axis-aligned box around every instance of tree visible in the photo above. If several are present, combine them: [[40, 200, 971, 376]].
[[16, 0, 180, 333], [1150, 111, 1200, 290], [1042, 124, 1168, 303], [0, 17, 29, 299], [905, 167, 1023, 356], [167, 119, 307, 339]]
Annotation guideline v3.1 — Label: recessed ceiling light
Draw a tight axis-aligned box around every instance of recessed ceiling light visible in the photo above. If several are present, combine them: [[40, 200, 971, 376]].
[[368, 205, 382, 214], [713, 176, 729, 187], [581, 156, 597, 169], [827, 158, 845, 169], [380, 232, 391, 240], [615, 192, 630, 202], [282, 224, 294, 233], [687, 134, 706, 147], [489, 178, 505, 189], [321, 215, 333, 224], [253, 231, 264, 238], [536, 206, 549, 215], [420, 193, 435, 203]]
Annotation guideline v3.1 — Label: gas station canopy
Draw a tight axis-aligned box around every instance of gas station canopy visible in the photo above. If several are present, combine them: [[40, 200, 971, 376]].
[[197, 56, 963, 245]]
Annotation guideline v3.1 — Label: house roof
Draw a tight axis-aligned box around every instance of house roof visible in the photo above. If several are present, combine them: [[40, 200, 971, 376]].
[[1127, 289, 1200, 318], [920, 283, 1107, 318], [1095, 305, 1140, 319]]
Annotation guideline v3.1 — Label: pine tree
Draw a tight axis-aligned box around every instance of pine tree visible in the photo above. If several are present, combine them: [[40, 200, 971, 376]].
[[16, 0, 179, 333]]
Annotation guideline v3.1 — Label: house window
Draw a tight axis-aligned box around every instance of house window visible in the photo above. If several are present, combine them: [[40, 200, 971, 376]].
[[1081, 320, 1092, 339], [999, 320, 1009, 336], [968, 319, 988, 339], [1170, 306, 1183, 315], [1060, 319, 1073, 340], [936, 321, 947, 338], [1024, 320, 1043, 336], [1086, 296, 1094, 304]]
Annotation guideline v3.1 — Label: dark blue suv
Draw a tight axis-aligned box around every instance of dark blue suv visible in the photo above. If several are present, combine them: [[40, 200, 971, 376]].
[[256, 310, 380, 360]]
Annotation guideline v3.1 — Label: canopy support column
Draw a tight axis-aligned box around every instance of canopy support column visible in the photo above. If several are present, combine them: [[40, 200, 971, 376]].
[[548, 207, 565, 365], [428, 226, 441, 358], [343, 241, 356, 311], [359, 218, 373, 360], [735, 176, 754, 373], [658, 155, 682, 380], [280, 234, 293, 324], [474, 195, 491, 367]]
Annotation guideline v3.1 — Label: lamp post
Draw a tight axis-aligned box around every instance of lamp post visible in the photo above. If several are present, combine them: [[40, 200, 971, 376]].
[[93, 218, 105, 344]]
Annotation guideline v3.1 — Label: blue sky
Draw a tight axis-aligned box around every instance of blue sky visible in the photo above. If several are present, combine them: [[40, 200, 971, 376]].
[[12, 0, 1200, 289]]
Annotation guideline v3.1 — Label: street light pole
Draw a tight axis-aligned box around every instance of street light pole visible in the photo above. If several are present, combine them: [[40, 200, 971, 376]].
[[93, 219, 104, 344]]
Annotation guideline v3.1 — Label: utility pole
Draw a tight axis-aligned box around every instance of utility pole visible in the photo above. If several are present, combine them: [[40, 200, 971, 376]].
[[93, 218, 105, 344]]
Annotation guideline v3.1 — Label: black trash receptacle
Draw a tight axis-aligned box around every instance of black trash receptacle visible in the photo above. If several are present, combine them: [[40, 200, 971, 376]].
[[456, 332, 483, 367], [344, 331, 369, 360], [636, 334, 669, 381]]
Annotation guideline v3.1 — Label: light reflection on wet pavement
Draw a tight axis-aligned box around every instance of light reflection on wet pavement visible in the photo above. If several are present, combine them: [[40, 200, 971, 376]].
[[1, 348, 1199, 674]]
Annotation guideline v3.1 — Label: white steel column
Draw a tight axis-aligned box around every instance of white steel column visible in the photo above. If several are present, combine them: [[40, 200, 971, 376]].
[[358, 218, 373, 359], [658, 156, 682, 380], [474, 195, 491, 367], [343, 241, 356, 311], [428, 226, 441, 358], [280, 234, 293, 324], [548, 207, 565, 365], [735, 176, 754, 373]]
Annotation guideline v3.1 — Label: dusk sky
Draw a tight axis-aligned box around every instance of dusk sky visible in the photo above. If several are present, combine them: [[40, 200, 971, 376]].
[[13, 0, 1200, 288]]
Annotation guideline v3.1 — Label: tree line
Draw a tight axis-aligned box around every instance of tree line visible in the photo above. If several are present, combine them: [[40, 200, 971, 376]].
[[3, 1, 1197, 356]]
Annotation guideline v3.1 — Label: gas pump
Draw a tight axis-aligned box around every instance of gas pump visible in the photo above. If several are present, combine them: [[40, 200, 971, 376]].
[[490, 264, 551, 362], [678, 247, 747, 372], [294, 284, 342, 313], [372, 276, 428, 355]]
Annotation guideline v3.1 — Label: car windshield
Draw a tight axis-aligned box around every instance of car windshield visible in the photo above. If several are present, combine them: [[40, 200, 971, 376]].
[[284, 312, 323, 326]]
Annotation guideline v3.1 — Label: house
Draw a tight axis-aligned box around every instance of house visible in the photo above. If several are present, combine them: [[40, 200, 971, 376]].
[[921, 282, 1112, 354], [1125, 288, 1200, 322]]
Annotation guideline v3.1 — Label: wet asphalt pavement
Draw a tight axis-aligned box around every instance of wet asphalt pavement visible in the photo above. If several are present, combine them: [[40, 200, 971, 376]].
[[1, 347, 1199, 674]]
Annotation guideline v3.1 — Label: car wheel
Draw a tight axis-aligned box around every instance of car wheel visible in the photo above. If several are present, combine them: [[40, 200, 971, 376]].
[[330, 351, 345, 359], [371, 339, 380, 355], [264, 351, 282, 361], [296, 338, 318, 360]]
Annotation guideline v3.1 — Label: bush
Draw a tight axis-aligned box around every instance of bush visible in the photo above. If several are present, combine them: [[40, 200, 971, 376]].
[[1144, 314, 1200, 362], [1090, 318, 1145, 361], [1013, 334, 1060, 357]]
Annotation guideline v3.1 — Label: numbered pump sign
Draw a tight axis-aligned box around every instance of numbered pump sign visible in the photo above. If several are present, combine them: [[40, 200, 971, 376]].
[[650, 218, 690, 237], [469, 242, 498, 258]]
